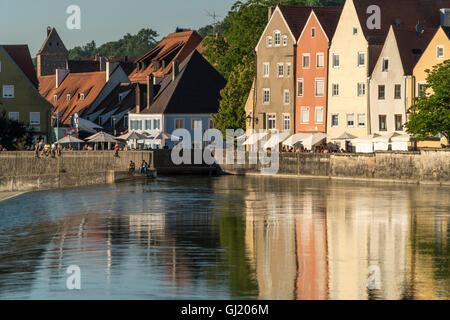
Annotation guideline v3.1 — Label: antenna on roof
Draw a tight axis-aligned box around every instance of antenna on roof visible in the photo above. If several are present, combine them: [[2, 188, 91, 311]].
[[204, 9, 222, 35]]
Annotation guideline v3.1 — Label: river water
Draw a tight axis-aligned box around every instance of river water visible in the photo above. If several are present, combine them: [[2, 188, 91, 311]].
[[0, 176, 448, 300]]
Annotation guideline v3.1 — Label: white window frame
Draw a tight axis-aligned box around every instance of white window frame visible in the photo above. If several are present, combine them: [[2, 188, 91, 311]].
[[301, 107, 310, 124], [332, 83, 339, 96], [357, 113, 366, 128], [282, 113, 290, 131], [382, 58, 389, 72], [316, 53, 324, 68], [266, 113, 276, 130], [191, 119, 202, 130], [53, 95, 58, 102], [332, 53, 340, 68], [315, 78, 325, 97], [262, 88, 270, 104], [277, 63, 284, 77], [346, 113, 355, 128], [266, 36, 273, 47], [263, 62, 270, 78], [436, 45, 444, 59], [357, 82, 366, 97], [274, 31, 281, 46], [315, 106, 324, 124], [282, 35, 288, 46], [174, 118, 184, 129], [357, 52, 365, 67], [2, 85, 14, 98], [297, 79, 304, 97], [286, 63, 291, 77], [30, 112, 40, 126], [331, 113, 339, 127], [8, 112, 19, 122], [80, 93, 85, 101], [394, 84, 402, 99], [302, 53, 310, 69], [283, 89, 290, 105], [66, 94, 71, 102], [417, 81, 426, 97]]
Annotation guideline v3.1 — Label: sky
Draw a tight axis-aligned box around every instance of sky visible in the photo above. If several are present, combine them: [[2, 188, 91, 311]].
[[0, 0, 236, 56]]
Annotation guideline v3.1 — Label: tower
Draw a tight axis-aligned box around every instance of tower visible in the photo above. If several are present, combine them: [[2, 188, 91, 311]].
[[37, 27, 69, 77]]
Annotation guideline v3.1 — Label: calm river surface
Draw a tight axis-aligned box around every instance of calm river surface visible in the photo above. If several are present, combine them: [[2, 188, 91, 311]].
[[0, 176, 448, 300]]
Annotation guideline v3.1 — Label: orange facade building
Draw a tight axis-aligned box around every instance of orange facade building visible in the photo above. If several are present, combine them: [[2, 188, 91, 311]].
[[295, 8, 341, 133]]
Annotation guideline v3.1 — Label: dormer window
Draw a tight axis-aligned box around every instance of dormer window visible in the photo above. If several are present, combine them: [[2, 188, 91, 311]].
[[66, 94, 71, 102], [53, 95, 58, 102], [274, 31, 281, 46], [79, 93, 85, 101]]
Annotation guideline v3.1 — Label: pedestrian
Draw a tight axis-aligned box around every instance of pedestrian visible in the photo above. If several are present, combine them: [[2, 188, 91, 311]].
[[140, 160, 148, 176], [129, 161, 136, 174], [114, 143, 120, 157]]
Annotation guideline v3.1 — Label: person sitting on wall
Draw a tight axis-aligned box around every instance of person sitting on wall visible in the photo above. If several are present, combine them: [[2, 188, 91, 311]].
[[113, 143, 120, 157], [129, 161, 136, 174]]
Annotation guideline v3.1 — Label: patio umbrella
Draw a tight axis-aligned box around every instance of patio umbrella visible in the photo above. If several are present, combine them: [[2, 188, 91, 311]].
[[116, 131, 148, 141], [243, 133, 268, 145], [55, 135, 85, 144], [282, 133, 311, 147], [150, 132, 180, 141], [263, 131, 290, 150], [86, 131, 117, 143], [301, 133, 327, 150], [332, 132, 357, 140]]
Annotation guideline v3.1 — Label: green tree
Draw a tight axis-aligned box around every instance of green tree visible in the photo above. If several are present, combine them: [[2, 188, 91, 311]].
[[0, 111, 34, 150], [406, 60, 450, 143], [213, 56, 254, 135]]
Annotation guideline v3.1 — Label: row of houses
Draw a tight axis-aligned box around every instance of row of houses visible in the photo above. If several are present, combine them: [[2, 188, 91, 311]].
[[246, 0, 450, 149], [0, 27, 226, 147]]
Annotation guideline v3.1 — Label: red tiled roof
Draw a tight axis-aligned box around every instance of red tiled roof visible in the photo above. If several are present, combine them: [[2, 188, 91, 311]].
[[2, 45, 38, 88], [392, 25, 437, 75], [129, 30, 203, 83], [38, 72, 107, 125]]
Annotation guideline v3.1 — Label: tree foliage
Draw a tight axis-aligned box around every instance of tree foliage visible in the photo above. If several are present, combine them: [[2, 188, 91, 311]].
[[406, 60, 450, 142], [0, 111, 34, 150], [206, 0, 344, 132], [69, 28, 159, 60]]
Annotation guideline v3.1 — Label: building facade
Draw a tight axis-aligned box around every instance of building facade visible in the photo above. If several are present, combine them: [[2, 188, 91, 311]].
[[37, 27, 69, 77]]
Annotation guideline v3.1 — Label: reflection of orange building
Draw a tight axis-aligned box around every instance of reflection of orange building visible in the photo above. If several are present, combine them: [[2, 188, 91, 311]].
[[295, 191, 328, 300]]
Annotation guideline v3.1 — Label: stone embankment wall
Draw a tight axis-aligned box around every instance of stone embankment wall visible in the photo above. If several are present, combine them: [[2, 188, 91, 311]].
[[0, 151, 153, 192], [218, 150, 450, 185]]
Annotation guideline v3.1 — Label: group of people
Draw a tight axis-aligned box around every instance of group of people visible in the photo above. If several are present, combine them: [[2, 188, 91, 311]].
[[0, 145, 7, 152], [128, 160, 150, 176]]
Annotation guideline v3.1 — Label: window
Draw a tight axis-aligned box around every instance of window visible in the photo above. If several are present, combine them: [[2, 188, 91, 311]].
[[315, 107, 324, 124], [175, 119, 184, 129], [382, 58, 389, 71], [316, 53, 324, 68], [267, 114, 276, 130], [417, 82, 426, 97], [346, 113, 354, 127], [8, 112, 19, 121], [286, 63, 291, 77], [284, 90, 290, 105], [282, 35, 288, 46], [301, 107, 310, 124], [315, 78, 324, 97], [66, 94, 71, 102], [303, 54, 310, 68], [311, 28, 316, 37], [30, 112, 40, 126], [332, 83, 339, 96], [437, 45, 444, 59], [332, 53, 340, 68], [277, 63, 284, 77], [357, 113, 365, 127], [53, 95, 58, 102], [378, 85, 385, 100], [357, 83, 366, 96], [331, 114, 339, 127], [145, 120, 151, 130], [2, 85, 14, 98], [395, 115, 403, 131], [191, 119, 202, 130], [283, 114, 290, 131], [155, 119, 161, 130], [394, 84, 401, 99], [297, 79, 304, 97], [358, 52, 365, 67], [267, 36, 273, 47], [379, 115, 387, 131], [274, 31, 281, 46], [263, 88, 270, 104], [263, 62, 270, 77], [79, 93, 85, 101], [353, 27, 358, 35]]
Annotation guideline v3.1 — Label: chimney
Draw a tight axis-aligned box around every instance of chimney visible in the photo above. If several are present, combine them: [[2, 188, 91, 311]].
[[106, 61, 119, 82], [441, 8, 450, 27], [147, 75, 154, 109], [55, 69, 69, 89], [172, 59, 179, 81], [47, 26, 51, 37], [268, 6, 275, 22], [136, 84, 141, 114]]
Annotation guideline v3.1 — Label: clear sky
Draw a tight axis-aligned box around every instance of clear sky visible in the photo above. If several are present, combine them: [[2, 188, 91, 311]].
[[0, 0, 236, 56]]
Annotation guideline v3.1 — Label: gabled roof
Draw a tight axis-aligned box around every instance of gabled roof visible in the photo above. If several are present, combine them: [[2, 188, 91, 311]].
[[93, 82, 136, 116], [278, 5, 317, 40], [37, 27, 68, 55], [443, 26, 450, 39], [129, 30, 203, 83], [352, 0, 450, 45], [1, 45, 39, 88], [392, 25, 437, 75], [133, 50, 226, 115], [39, 72, 107, 125], [311, 7, 343, 41]]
